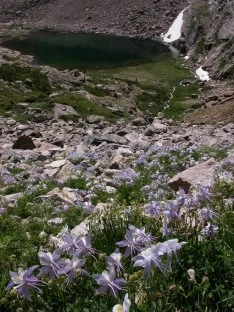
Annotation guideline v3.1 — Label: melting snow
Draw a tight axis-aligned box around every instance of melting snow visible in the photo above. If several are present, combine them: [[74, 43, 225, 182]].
[[196, 66, 210, 81], [162, 9, 186, 43]]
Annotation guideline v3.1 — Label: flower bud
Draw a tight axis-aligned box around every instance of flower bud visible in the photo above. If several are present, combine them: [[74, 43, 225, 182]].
[[187, 268, 196, 281]]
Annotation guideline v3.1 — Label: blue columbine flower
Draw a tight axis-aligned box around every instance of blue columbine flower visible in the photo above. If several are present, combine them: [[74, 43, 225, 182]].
[[58, 257, 87, 283], [38, 249, 67, 279], [6, 265, 45, 301], [132, 244, 166, 276], [117, 225, 153, 258], [106, 249, 123, 274], [93, 267, 126, 297]]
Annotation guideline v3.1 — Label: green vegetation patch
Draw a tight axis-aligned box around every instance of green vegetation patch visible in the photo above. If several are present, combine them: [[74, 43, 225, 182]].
[[0, 64, 51, 93], [91, 59, 197, 120], [83, 84, 110, 97], [164, 83, 200, 120], [50, 92, 119, 122]]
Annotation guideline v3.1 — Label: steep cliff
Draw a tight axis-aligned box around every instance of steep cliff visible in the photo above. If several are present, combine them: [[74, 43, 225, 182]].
[[184, 0, 234, 79]]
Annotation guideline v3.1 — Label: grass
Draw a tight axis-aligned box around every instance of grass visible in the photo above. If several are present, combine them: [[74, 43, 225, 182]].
[[0, 64, 51, 117], [49, 92, 119, 122], [164, 83, 199, 120], [0, 64, 51, 93], [90, 59, 197, 120], [83, 85, 110, 97], [93, 59, 193, 85]]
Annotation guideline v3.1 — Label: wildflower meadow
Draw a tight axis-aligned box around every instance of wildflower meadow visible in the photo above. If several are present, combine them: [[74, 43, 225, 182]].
[[0, 143, 233, 311]]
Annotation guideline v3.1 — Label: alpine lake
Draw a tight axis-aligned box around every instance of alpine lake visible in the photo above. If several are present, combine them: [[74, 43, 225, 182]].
[[1, 31, 198, 120]]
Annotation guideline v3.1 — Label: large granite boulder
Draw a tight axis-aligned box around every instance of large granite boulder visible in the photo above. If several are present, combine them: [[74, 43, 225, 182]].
[[168, 158, 217, 193]]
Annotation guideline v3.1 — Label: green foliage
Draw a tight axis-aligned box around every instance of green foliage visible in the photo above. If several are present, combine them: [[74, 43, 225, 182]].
[[60, 206, 84, 229], [2, 183, 26, 195], [164, 83, 199, 121], [0, 64, 51, 93], [84, 85, 110, 97], [135, 86, 168, 117], [65, 176, 87, 190], [50, 92, 118, 122]]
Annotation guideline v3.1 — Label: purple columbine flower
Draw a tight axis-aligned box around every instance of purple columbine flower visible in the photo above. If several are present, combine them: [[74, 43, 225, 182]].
[[0, 207, 6, 215], [74, 233, 96, 257], [162, 201, 180, 221], [116, 225, 152, 258], [106, 249, 123, 274], [176, 187, 187, 206], [93, 267, 126, 297], [160, 222, 172, 239], [6, 265, 45, 301], [161, 239, 187, 271], [61, 233, 80, 256], [38, 249, 67, 279], [198, 206, 219, 222], [58, 257, 87, 283], [113, 293, 131, 312], [145, 201, 161, 217], [132, 244, 166, 276], [193, 183, 212, 205], [201, 223, 219, 237]]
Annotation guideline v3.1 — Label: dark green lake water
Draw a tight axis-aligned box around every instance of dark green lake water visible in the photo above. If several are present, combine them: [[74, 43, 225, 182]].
[[2, 32, 170, 70]]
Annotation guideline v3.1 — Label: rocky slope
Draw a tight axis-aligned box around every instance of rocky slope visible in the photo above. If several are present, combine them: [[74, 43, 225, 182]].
[[0, 0, 187, 39]]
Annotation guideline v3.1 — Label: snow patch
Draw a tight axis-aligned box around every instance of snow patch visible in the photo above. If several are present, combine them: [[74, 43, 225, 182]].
[[162, 9, 186, 43], [196, 66, 210, 81]]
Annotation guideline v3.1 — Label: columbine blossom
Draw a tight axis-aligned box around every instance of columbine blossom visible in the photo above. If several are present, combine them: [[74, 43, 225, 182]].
[[176, 187, 187, 206], [106, 249, 123, 274], [162, 200, 180, 221], [144, 201, 161, 217], [38, 249, 67, 279], [132, 244, 166, 276], [162, 239, 187, 270], [117, 226, 153, 258], [93, 267, 126, 297], [201, 223, 219, 237], [113, 168, 139, 185], [193, 183, 212, 205], [161, 222, 172, 239], [113, 293, 131, 312], [198, 206, 219, 222], [6, 265, 44, 301], [58, 258, 87, 283], [61, 233, 96, 257], [74, 233, 96, 257], [61, 233, 80, 256]]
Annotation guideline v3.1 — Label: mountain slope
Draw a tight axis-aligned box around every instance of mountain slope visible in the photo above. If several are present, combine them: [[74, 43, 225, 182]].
[[0, 0, 187, 38]]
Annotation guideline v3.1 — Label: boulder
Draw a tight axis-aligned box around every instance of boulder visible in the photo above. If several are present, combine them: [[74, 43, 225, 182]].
[[56, 161, 75, 182], [12, 135, 36, 150], [53, 103, 78, 119], [36, 187, 77, 206], [1, 192, 23, 208], [168, 158, 217, 193], [109, 154, 124, 169]]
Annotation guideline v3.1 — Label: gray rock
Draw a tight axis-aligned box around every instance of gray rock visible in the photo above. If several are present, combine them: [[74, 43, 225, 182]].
[[53, 103, 78, 119], [12, 135, 36, 150], [168, 158, 217, 193], [87, 115, 105, 124], [1, 192, 23, 207], [56, 161, 75, 182]]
